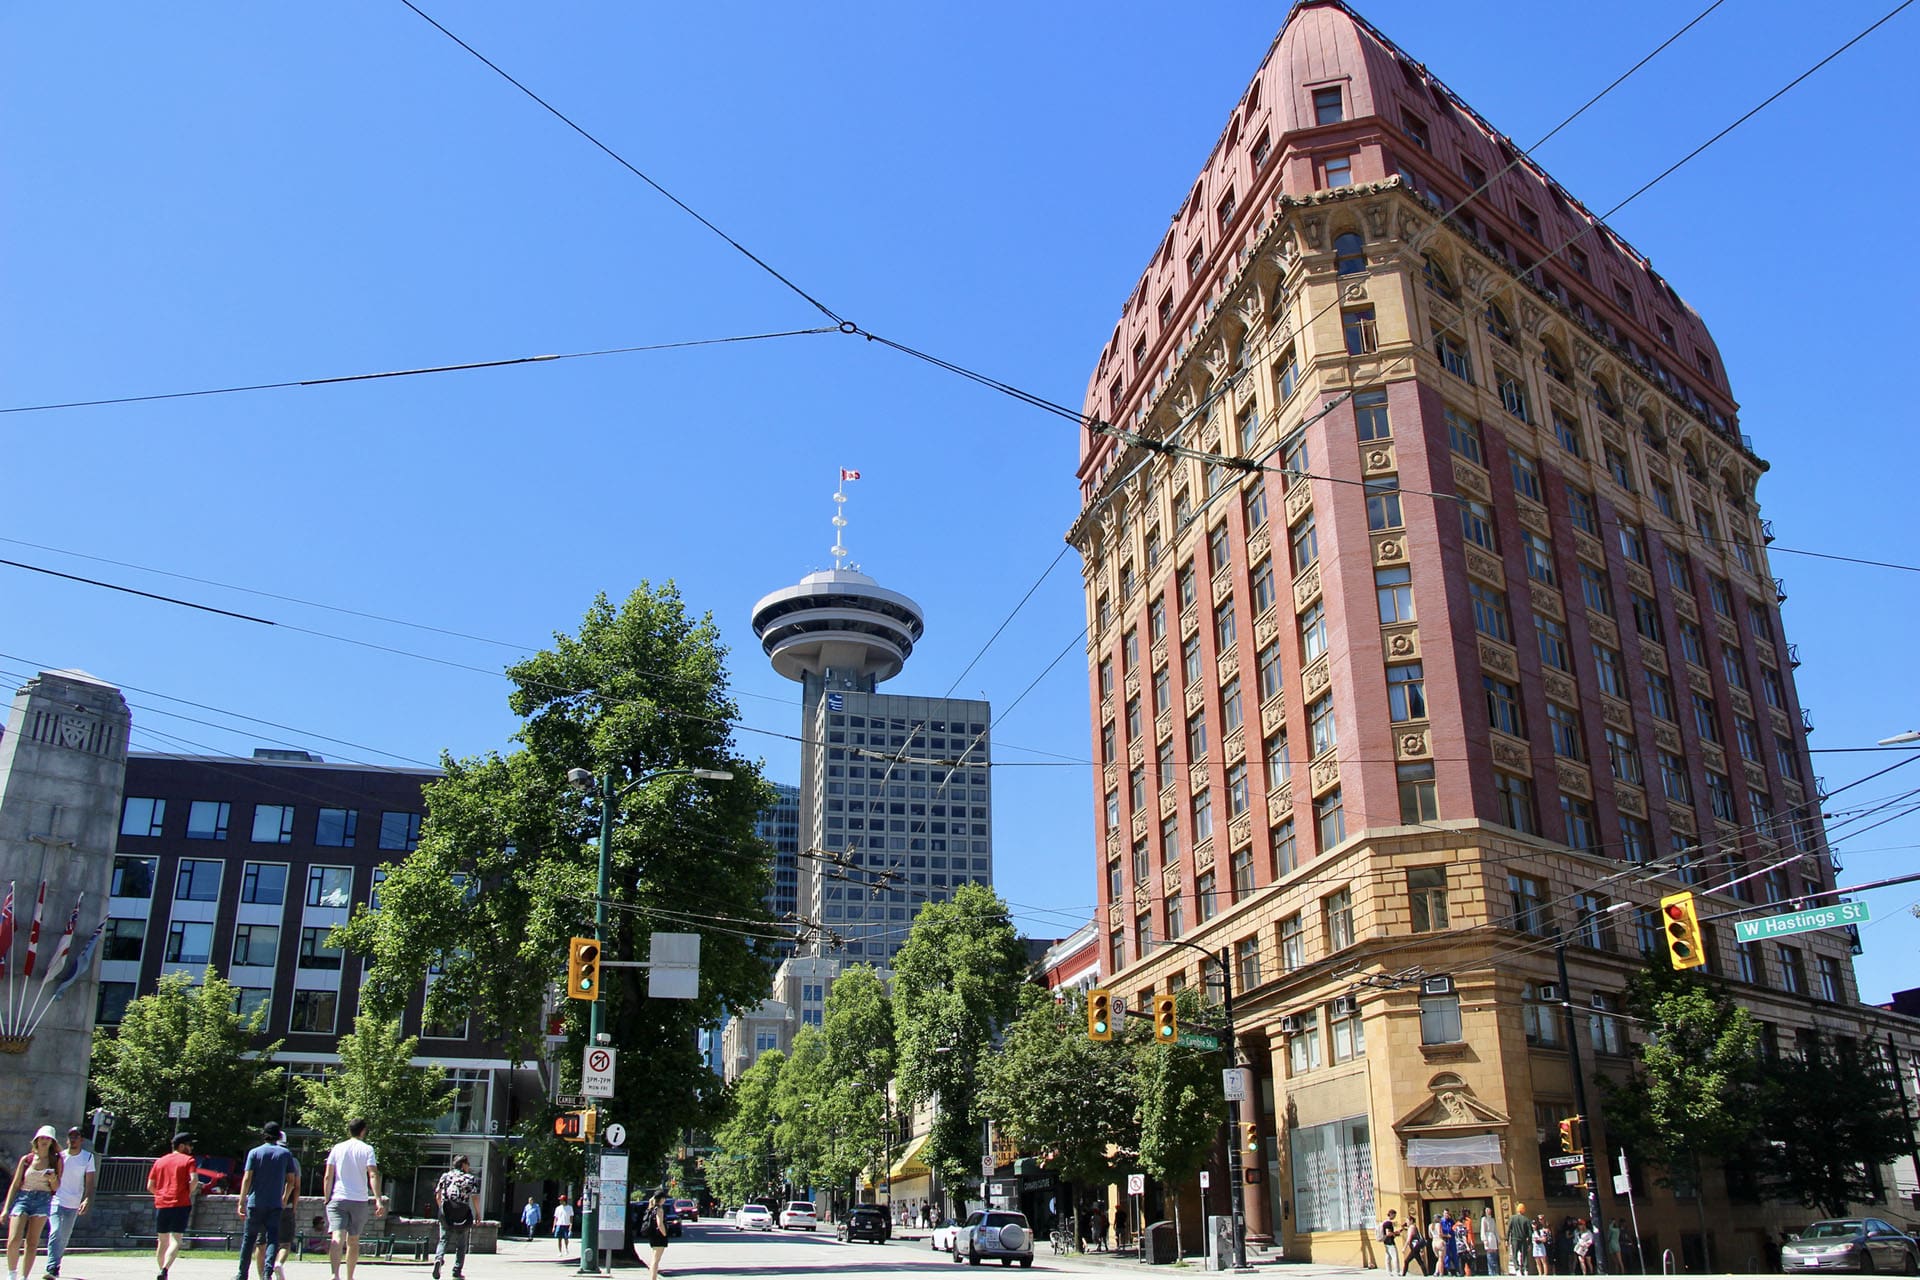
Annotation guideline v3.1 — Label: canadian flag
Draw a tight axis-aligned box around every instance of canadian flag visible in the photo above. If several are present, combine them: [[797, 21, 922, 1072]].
[[840, 468, 861, 482]]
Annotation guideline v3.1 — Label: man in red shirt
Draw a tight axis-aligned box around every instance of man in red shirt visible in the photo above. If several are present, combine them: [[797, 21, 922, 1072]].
[[146, 1133, 199, 1280]]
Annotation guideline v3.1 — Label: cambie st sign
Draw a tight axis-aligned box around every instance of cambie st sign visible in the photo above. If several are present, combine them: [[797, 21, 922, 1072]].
[[1733, 900, 1869, 944]]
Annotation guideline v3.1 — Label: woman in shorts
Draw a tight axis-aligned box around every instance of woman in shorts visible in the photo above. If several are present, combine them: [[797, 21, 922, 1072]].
[[641, 1190, 671, 1280], [6, 1125, 65, 1280]]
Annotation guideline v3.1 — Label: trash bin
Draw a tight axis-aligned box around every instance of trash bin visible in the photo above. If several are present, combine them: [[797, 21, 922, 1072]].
[[1147, 1220, 1178, 1265]]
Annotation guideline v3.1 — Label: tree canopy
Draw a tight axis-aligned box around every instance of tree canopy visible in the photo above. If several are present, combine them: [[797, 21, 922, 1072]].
[[979, 985, 1141, 1187], [892, 883, 1029, 1205], [336, 584, 780, 1173], [1760, 1029, 1913, 1217], [89, 968, 284, 1158], [706, 1049, 785, 1208]]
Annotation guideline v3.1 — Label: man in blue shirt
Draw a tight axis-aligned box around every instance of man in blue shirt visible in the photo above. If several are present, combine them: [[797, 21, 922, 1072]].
[[235, 1122, 301, 1280]]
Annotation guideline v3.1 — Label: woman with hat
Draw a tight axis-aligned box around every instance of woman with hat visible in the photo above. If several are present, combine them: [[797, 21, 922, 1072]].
[[5, 1125, 65, 1280], [640, 1189, 671, 1280]]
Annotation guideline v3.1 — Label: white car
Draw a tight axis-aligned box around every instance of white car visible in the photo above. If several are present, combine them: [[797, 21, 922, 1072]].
[[931, 1217, 962, 1253], [780, 1200, 819, 1231], [736, 1203, 774, 1230]]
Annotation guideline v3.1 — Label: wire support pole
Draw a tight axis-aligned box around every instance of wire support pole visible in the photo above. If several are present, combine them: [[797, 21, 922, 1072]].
[[1555, 933, 1609, 1276], [577, 770, 614, 1277]]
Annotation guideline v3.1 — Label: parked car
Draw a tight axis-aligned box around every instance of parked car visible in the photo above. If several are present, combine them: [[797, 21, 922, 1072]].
[[780, 1200, 819, 1231], [953, 1209, 1033, 1268], [735, 1203, 774, 1230], [674, 1199, 697, 1222], [1782, 1219, 1920, 1273], [839, 1205, 891, 1243], [931, 1217, 961, 1253], [625, 1199, 681, 1242]]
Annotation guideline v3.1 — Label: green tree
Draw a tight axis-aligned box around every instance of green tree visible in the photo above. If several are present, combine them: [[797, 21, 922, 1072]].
[[771, 1028, 834, 1192], [337, 585, 780, 1174], [980, 984, 1140, 1239], [89, 968, 285, 1158], [1760, 1030, 1914, 1217], [893, 883, 1028, 1212], [822, 965, 896, 1197], [1135, 986, 1226, 1251], [1598, 962, 1761, 1266], [707, 1050, 785, 1207], [293, 1017, 454, 1199]]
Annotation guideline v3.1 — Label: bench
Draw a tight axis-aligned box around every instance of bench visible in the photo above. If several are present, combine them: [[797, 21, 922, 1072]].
[[123, 1232, 239, 1250], [365, 1233, 431, 1260]]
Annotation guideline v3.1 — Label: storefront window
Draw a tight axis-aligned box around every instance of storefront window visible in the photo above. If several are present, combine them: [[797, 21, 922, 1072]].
[[1290, 1115, 1373, 1231]]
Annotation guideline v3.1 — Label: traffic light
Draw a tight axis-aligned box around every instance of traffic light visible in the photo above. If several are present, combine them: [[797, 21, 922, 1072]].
[[1087, 989, 1114, 1041], [1241, 1122, 1260, 1156], [1558, 1116, 1583, 1154], [553, 1109, 598, 1144], [1659, 891, 1706, 970], [1154, 994, 1178, 1043], [567, 936, 602, 1000]]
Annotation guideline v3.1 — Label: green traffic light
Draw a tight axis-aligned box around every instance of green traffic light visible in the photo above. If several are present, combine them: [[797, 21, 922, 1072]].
[[1093, 1020, 1108, 1034]]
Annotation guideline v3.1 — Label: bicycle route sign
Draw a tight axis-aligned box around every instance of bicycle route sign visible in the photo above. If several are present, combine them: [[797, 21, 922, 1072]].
[[1733, 900, 1868, 944]]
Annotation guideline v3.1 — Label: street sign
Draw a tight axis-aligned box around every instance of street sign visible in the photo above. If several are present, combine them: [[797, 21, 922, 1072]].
[[1178, 1032, 1221, 1050], [1564, 1170, 1583, 1186], [1112, 997, 1127, 1032], [1222, 1067, 1249, 1102], [599, 1153, 629, 1182], [1200, 1171, 1211, 1190], [604, 1123, 627, 1148], [1612, 1174, 1630, 1195], [168, 1101, 191, 1119], [981, 1155, 996, 1177], [91, 1108, 114, 1131], [599, 1153, 629, 1250], [648, 932, 701, 1000], [1127, 1173, 1145, 1196], [1733, 900, 1868, 943], [1548, 1154, 1586, 1169], [583, 1046, 617, 1099]]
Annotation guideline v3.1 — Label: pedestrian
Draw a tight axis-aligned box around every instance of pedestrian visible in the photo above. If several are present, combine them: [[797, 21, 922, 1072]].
[[1480, 1207, 1500, 1276], [640, 1190, 670, 1280], [1574, 1219, 1594, 1276], [1606, 1220, 1623, 1274], [263, 1133, 300, 1280], [235, 1122, 300, 1280], [520, 1198, 541, 1240], [552, 1198, 573, 1253], [146, 1132, 197, 1280], [1379, 1208, 1401, 1273], [1440, 1211, 1460, 1277], [1506, 1204, 1532, 1279], [1531, 1216, 1552, 1276], [431, 1156, 477, 1280], [43, 1126, 94, 1280], [1428, 1219, 1443, 1275], [1402, 1221, 1431, 1277], [7, 1126, 63, 1280], [1557, 1217, 1576, 1276], [322, 1118, 383, 1280], [1460, 1214, 1477, 1277]]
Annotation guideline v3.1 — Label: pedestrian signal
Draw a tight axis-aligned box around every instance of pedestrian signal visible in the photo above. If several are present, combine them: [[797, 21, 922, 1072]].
[[1087, 989, 1113, 1041], [1659, 891, 1706, 970], [553, 1109, 597, 1143], [567, 936, 602, 1000], [1154, 994, 1178, 1043]]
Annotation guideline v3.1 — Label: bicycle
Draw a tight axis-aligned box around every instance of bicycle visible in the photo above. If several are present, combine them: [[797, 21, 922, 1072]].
[[1050, 1226, 1072, 1255]]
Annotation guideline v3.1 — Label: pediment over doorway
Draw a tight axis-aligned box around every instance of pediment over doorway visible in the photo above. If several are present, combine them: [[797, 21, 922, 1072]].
[[1394, 1076, 1510, 1136]]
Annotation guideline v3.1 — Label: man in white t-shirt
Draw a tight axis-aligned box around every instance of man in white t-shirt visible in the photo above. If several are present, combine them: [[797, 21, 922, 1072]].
[[322, 1118, 384, 1280], [45, 1126, 97, 1278]]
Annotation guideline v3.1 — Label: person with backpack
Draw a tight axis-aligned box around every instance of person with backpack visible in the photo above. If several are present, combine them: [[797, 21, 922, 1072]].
[[1401, 1217, 1432, 1276], [430, 1157, 477, 1280], [1379, 1209, 1401, 1272]]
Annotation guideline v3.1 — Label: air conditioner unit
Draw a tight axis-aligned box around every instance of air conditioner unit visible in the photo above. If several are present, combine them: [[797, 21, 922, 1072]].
[[1422, 975, 1455, 996], [1331, 995, 1359, 1016], [1535, 983, 1561, 1003], [1279, 1014, 1303, 1035]]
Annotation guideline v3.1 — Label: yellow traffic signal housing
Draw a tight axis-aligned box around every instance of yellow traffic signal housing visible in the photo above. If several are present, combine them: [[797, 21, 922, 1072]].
[[583, 1107, 598, 1143], [1153, 994, 1178, 1043], [567, 936, 602, 1000], [1659, 891, 1706, 970], [1558, 1116, 1583, 1154], [1241, 1122, 1260, 1155], [1087, 989, 1114, 1041], [555, 1112, 585, 1142]]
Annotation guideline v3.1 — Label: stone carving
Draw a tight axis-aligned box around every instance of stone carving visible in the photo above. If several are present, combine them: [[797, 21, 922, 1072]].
[[1363, 201, 1389, 239], [1587, 615, 1618, 648], [1163, 864, 1182, 894], [1132, 809, 1149, 839], [1302, 656, 1331, 697], [1217, 649, 1239, 683], [1620, 380, 1647, 410], [1515, 503, 1550, 536], [1310, 756, 1341, 793], [1542, 671, 1577, 705], [1293, 563, 1323, 609], [1534, 589, 1563, 621], [1229, 816, 1252, 849], [1301, 214, 1326, 250], [1190, 761, 1211, 791], [1383, 625, 1419, 660], [1285, 482, 1313, 522], [1617, 785, 1647, 818], [1601, 698, 1632, 732], [1133, 882, 1151, 910], [1247, 526, 1271, 563], [1572, 338, 1597, 374], [1195, 839, 1215, 872], [1653, 722, 1681, 752], [1465, 549, 1504, 586], [1519, 299, 1546, 336], [1108, 902, 1125, 927], [1556, 761, 1592, 798], [1452, 460, 1491, 500], [1626, 564, 1654, 598], [1396, 210, 1427, 243], [1186, 683, 1207, 715], [1641, 644, 1668, 674], [1129, 739, 1146, 769], [1224, 726, 1246, 764], [1478, 638, 1517, 677], [1363, 445, 1396, 475], [1254, 608, 1280, 647], [1490, 735, 1530, 771], [1344, 280, 1368, 301], [1415, 1166, 1498, 1194], [1261, 699, 1287, 733], [1374, 537, 1406, 564], [1669, 807, 1696, 836], [1397, 730, 1430, 760]]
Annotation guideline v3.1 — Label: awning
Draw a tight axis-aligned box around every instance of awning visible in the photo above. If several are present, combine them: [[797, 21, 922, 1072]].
[[1406, 1135, 1503, 1168], [889, 1133, 932, 1181]]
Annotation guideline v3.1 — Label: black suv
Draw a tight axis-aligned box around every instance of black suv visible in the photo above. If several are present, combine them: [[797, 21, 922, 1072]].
[[839, 1205, 892, 1244]]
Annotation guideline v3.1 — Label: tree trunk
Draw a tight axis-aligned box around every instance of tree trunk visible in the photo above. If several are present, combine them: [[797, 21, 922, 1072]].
[[1173, 1186, 1184, 1261], [1690, 1154, 1713, 1272]]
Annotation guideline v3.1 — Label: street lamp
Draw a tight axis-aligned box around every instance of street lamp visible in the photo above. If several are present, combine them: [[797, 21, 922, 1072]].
[[1877, 731, 1920, 746], [564, 763, 732, 1274]]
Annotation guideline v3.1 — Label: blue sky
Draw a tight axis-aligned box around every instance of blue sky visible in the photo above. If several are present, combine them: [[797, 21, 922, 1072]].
[[4, 2, 1916, 1003]]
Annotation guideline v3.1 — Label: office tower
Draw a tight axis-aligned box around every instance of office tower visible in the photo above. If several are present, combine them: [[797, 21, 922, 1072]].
[[1067, 1, 1909, 1261]]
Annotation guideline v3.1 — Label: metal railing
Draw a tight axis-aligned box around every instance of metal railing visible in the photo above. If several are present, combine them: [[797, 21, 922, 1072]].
[[97, 1157, 157, 1195]]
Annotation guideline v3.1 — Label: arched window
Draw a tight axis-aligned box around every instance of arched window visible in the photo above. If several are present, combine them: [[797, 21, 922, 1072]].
[[1484, 301, 1514, 346], [1334, 232, 1366, 276], [1683, 447, 1706, 482], [1541, 340, 1570, 385], [1423, 254, 1458, 301], [1592, 379, 1621, 422]]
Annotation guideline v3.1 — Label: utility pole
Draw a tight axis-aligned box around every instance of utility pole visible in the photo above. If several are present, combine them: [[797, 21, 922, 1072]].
[[1555, 933, 1609, 1276], [576, 770, 615, 1277], [1217, 943, 1249, 1272]]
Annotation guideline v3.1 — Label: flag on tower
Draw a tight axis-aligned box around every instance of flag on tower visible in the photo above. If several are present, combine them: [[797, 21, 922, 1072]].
[[22, 880, 46, 978], [0, 883, 14, 978], [840, 468, 861, 482], [47, 917, 107, 1005], [36, 899, 81, 997]]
